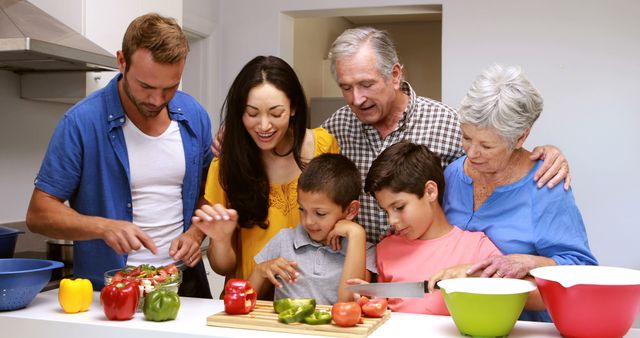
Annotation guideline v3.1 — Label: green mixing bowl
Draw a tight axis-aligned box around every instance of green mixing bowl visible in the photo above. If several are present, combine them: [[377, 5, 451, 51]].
[[438, 278, 536, 338]]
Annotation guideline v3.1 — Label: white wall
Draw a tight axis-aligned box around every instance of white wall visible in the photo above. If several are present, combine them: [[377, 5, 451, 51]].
[[441, 0, 640, 270], [182, 0, 221, 129], [214, 0, 640, 270], [376, 20, 442, 100], [0, 72, 68, 222], [293, 17, 352, 100]]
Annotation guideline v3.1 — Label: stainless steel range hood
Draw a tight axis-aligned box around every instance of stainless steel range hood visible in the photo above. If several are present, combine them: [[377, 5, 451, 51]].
[[0, 0, 117, 73]]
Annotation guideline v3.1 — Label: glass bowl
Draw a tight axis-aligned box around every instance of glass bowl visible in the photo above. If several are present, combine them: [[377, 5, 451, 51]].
[[104, 264, 182, 310]]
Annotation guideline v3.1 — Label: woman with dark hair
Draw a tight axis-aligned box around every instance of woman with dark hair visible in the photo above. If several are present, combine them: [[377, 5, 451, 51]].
[[192, 56, 339, 288]]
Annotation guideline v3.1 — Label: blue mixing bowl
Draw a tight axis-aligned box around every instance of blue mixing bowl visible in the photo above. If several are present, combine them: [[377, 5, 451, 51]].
[[0, 258, 64, 311], [0, 226, 24, 258]]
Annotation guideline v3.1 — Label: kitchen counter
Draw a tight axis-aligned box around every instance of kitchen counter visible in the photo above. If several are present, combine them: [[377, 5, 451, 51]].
[[1, 290, 638, 338]]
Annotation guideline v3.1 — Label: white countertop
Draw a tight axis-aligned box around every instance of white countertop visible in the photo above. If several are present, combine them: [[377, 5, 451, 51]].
[[1, 290, 638, 338]]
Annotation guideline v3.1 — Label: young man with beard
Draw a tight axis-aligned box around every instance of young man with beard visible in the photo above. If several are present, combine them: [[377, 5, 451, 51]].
[[26, 13, 213, 298]]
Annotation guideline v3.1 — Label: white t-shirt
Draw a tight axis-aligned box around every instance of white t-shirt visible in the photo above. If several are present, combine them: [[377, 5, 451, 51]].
[[122, 118, 185, 266]]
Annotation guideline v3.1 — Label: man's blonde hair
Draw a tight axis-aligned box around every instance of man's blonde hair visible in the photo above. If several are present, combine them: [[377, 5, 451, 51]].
[[121, 13, 189, 71]]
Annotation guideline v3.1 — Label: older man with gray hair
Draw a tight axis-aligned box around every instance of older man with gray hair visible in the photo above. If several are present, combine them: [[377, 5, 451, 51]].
[[322, 27, 570, 243]]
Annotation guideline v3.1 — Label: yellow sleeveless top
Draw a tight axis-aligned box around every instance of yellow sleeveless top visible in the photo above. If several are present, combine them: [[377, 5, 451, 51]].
[[203, 128, 340, 279]]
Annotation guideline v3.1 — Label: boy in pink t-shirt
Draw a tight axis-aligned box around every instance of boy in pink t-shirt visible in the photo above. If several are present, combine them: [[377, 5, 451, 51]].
[[360, 141, 502, 315]]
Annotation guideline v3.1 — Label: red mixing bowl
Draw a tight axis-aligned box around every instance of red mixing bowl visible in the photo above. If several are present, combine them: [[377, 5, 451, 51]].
[[530, 265, 640, 338]]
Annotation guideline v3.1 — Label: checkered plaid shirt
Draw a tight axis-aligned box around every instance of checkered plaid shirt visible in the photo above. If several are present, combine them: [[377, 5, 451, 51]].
[[322, 82, 464, 243]]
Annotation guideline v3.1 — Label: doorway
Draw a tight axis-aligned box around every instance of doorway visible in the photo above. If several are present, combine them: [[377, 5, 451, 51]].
[[285, 6, 442, 127]]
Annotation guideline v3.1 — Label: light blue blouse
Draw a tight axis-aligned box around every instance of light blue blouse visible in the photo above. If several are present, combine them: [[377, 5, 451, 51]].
[[443, 156, 597, 321]]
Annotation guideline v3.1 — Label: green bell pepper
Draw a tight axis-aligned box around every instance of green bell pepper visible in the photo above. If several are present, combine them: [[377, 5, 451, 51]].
[[304, 310, 332, 325], [273, 298, 316, 314], [142, 289, 180, 321], [278, 303, 316, 324]]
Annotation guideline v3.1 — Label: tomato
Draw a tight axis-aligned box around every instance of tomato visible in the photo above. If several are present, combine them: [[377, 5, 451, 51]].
[[356, 296, 369, 308], [165, 264, 178, 275], [129, 266, 141, 277], [112, 271, 125, 283], [153, 269, 167, 283], [331, 302, 361, 327], [361, 298, 388, 318]]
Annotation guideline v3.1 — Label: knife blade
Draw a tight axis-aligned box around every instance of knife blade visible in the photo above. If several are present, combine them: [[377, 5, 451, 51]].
[[346, 281, 434, 298]]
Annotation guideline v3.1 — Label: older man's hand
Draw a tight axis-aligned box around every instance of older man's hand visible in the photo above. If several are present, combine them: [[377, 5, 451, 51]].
[[211, 126, 224, 157], [530, 145, 571, 190]]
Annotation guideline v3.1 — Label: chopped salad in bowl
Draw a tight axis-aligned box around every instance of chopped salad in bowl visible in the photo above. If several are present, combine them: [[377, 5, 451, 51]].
[[104, 263, 182, 309]]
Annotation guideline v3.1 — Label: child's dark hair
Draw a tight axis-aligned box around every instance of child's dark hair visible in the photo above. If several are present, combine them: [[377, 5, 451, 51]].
[[364, 141, 445, 205], [298, 153, 361, 209]]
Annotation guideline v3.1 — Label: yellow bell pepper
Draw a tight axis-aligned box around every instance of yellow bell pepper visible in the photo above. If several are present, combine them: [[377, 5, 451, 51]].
[[58, 278, 93, 313]]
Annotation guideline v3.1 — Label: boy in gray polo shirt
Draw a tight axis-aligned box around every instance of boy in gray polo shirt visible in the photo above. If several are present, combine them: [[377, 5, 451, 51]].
[[249, 154, 377, 305]]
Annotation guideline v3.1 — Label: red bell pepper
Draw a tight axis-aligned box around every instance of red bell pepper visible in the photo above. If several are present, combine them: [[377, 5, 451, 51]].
[[223, 278, 257, 314], [100, 281, 139, 320]]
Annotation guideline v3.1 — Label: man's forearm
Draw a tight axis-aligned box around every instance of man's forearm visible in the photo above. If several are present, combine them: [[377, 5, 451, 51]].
[[26, 188, 107, 240]]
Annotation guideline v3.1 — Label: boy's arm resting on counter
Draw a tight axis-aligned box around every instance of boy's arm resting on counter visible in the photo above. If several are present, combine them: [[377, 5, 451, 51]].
[[330, 220, 369, 302]]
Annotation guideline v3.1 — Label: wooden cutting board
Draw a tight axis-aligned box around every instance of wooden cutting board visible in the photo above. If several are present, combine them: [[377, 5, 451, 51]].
[[207, 300, 390, 338]]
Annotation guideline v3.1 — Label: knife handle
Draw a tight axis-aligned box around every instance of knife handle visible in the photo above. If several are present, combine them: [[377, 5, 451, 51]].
[[424, 280, 440, 293]]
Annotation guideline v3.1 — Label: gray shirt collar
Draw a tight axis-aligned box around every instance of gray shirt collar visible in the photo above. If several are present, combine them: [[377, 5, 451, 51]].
[[292, 224, 346, 255]]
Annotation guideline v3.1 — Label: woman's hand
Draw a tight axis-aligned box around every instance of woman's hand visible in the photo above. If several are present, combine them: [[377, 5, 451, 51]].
[[530, 145, 571, 190], [428, 264, 471, 292], [191, 203, 238, 242], [466, 254, 540, 279], [254, 258, 299, 288]]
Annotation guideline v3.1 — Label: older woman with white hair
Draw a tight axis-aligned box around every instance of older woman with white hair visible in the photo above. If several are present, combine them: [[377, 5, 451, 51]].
[[442, 64, 598, 322]]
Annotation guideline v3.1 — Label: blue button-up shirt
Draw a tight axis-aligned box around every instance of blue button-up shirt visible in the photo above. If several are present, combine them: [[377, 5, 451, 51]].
[[34, 74, 213, 287]]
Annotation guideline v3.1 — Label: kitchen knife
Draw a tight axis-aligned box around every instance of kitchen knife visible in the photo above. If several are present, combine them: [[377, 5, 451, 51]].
[[346, 281, 436, 298]]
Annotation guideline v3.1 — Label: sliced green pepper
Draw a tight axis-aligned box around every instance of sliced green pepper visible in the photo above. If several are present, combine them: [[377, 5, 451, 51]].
[[304, 310, 332, 325], [142, 289, 180, 321], [278, 303, 316, 324], [273, 298, 316, 314]]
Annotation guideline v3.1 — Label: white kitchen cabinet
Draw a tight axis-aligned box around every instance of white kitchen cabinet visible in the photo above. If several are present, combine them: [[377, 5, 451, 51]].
[[26, 0, 184, 92]]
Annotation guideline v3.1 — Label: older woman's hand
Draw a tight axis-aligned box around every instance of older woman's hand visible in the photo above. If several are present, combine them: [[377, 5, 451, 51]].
[[466, 254, 539, 279], [530, 145, 571, 190]]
